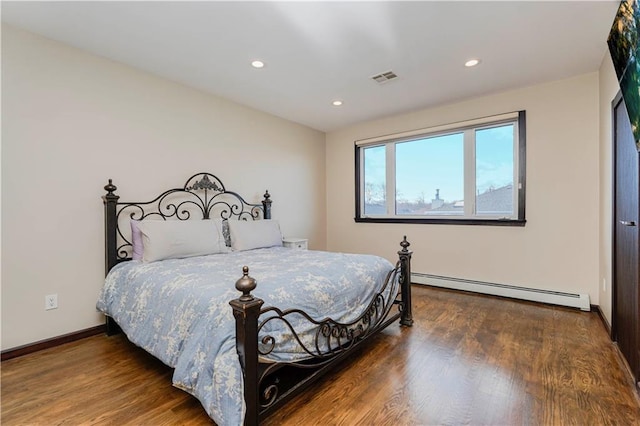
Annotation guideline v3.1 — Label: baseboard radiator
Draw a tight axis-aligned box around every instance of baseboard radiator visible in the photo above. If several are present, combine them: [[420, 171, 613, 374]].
[[412, 272, 591, 311]]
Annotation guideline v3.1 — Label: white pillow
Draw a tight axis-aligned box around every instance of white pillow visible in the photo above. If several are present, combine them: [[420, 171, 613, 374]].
[[228, 219, 283, 251], [137, 218, 229, 262]]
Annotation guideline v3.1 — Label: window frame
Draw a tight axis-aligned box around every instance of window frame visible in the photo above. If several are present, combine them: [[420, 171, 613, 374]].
[[354, 111, 526, 226]]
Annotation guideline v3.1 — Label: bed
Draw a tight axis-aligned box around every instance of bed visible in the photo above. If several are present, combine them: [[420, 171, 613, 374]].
[[98, 172, 413, 425]]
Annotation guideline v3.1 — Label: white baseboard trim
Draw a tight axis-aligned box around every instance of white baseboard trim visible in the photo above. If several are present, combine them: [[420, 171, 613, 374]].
[[412, 272, 591, 311]]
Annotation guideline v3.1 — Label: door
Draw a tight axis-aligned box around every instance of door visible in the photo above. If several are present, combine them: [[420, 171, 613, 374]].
[[613, 93, 640, 388]]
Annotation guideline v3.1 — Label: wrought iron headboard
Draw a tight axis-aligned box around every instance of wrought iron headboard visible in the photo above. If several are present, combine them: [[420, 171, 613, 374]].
[[102, 172, 272, 274]]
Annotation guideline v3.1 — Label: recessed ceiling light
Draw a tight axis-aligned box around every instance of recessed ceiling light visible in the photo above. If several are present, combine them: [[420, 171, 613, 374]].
[[251, 60, 265, 69], [465, 59, 481, 67], [332, 100, 343, 106]]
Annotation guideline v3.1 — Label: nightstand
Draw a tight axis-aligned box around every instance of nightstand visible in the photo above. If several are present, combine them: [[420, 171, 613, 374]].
[[282, 237, 308, 250]]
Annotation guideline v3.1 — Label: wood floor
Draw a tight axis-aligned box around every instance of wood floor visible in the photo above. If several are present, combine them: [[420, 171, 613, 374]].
[[2, 285, 639, 425]]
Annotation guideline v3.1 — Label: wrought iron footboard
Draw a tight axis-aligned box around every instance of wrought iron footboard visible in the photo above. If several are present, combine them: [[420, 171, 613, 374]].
[[230, 237, 413, 425]]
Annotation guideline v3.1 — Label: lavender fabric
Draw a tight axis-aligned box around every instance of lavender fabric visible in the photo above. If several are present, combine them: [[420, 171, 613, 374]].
[[130, 219, 143, 261]]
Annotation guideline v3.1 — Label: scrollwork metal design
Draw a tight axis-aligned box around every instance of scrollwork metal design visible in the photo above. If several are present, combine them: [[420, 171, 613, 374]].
[[260, 381, 279, 408], [256, 265, 401, 362], [253, 263, 404, 410], [187, 174, 223, 192], [108, 173, 267, 261]]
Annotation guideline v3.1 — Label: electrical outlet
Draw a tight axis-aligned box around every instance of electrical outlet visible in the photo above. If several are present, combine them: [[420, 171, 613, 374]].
[[602, 278, 607, 292], [45, 294, 58, 310]]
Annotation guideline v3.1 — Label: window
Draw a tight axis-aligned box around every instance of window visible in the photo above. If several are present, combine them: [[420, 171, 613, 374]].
[[355, 111, 526, 225]]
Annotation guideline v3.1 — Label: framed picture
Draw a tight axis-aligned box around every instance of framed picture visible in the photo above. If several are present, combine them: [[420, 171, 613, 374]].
[[608, 0, 640, 148]]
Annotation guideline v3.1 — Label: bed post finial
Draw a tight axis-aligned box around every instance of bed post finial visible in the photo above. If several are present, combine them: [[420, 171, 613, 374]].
[[104, 179, 117, 195], [230, 267, 264, 426], [235, 266, 257, 302], [399, 235, 410, 252], [262, 190, 272, 219], [398, 236, 413, 327]]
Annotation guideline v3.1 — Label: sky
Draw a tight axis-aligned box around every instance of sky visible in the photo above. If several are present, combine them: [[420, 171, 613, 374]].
[[364, 124, 514, 204]]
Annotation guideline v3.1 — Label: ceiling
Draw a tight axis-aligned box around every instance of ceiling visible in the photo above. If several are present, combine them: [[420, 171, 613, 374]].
[[2, 1, 620, 132]]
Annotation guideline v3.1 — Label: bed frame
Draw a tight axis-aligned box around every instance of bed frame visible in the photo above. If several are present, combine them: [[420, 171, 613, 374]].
[[102, 172, 413, 425]]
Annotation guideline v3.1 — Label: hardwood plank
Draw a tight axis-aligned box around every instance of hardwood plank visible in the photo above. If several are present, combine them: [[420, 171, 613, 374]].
[[2, 286, 639, 425]]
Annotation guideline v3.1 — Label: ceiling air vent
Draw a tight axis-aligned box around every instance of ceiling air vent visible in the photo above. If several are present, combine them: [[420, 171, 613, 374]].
[[371, 70, 398, 84]]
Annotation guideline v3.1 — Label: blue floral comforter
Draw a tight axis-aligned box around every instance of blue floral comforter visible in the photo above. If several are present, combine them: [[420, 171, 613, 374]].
[[96, 247, 395, 425]]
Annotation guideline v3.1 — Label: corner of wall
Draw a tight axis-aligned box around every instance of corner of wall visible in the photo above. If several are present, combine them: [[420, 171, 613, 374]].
[[597, 50, 618, 326]]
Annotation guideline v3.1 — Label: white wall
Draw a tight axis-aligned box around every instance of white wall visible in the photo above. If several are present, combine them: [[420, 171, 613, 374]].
[[326, 73, 601, 303], [598, 51, 624, 328], [1, 26, 326, 350], [1, 24, 618, 351]]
